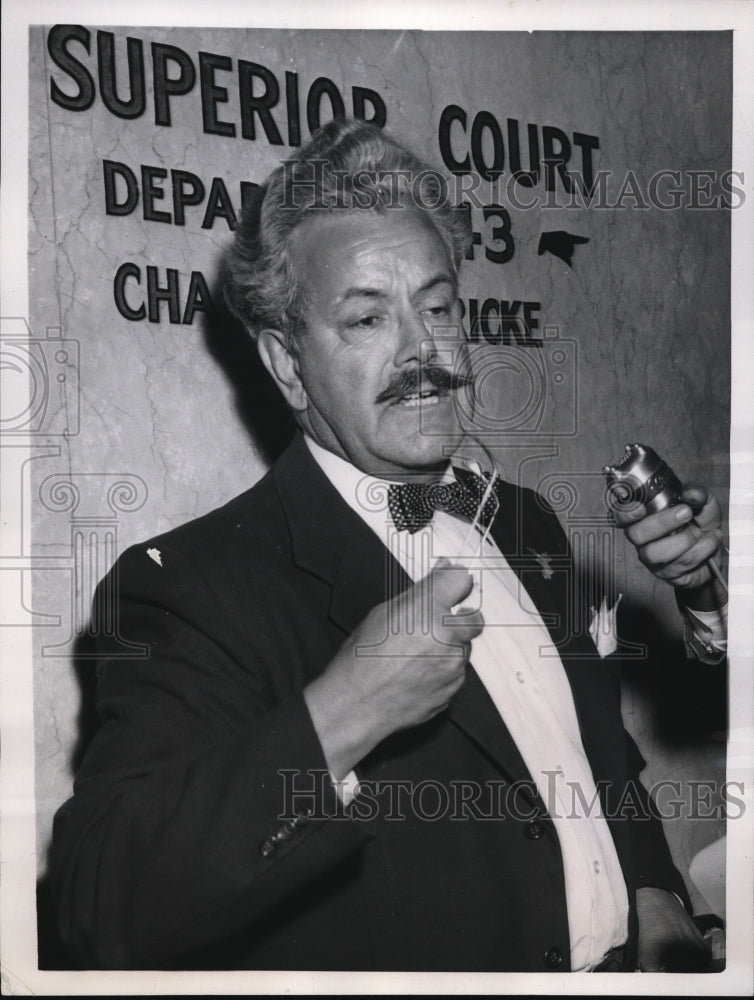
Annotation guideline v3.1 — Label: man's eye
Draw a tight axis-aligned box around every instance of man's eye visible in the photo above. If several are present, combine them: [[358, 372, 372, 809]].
[[350, 315, 381, 329], [422, 304, 450, 317]]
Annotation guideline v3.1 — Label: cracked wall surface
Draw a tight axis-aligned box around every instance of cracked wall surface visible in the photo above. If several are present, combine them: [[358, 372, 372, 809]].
[[28, 26, 731, 919]]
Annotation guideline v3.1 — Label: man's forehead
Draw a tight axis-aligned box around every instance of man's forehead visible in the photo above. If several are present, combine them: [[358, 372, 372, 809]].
[[289, 208, 455, 298]]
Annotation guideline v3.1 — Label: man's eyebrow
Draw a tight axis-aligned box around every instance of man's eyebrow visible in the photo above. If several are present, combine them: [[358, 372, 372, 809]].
[[335, 286, 387, 306], [415, 273, 457, 295], [334, 273, 456, 307]]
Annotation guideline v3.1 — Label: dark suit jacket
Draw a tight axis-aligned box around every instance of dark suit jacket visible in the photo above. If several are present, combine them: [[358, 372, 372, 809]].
[[51, 433, 689, 971]]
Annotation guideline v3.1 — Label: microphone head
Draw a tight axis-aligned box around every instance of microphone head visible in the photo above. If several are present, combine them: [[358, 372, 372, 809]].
[[603, 442, 684, 514]]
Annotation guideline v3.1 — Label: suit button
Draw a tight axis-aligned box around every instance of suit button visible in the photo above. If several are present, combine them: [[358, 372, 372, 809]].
[[524, 819, 544, 840], [277, 820, 297, 840], [259, 837, 278, 858], [544, 946, 563, 969]]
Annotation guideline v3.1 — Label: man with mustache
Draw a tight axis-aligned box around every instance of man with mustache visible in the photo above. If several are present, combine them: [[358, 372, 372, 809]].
[[51, 118, 724, 973]]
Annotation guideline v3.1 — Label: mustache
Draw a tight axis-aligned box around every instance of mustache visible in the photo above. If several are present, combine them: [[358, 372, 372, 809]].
[[375, 366, 475, 404]]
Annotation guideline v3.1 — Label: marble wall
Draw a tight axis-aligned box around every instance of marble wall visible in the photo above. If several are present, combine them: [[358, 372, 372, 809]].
[[28, 27, 731, 919]]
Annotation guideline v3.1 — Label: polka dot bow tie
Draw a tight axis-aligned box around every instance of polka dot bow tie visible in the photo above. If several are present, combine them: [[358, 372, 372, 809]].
[[387, 468, 499, 534]]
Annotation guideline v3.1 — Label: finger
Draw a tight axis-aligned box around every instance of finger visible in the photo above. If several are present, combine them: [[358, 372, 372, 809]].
[[662, 534, 721, 585], [447, 608, 485, 637], [638, 524, 707, 568], [681, 481, 711, 515], [643, 532, 720, 584], [440, 605, 484, 639], [624, 503, 693, 546], [682, 482, 722, 529]]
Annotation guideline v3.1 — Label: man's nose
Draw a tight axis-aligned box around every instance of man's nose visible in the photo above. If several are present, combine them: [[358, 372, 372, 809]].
[[393, 308, 440, 367]]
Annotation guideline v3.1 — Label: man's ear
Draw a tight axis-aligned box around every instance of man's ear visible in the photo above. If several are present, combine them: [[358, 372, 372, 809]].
[[257, 329, 308, 413]]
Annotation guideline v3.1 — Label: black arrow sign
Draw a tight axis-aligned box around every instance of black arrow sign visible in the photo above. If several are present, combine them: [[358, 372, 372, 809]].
[[537, 231, 590, 268]]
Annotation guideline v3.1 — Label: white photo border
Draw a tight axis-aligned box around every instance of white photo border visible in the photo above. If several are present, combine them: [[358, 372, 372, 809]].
[[2, 0, 752, 995]]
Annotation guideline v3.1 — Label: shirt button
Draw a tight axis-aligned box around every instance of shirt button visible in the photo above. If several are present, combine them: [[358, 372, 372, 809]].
[[544, 946, 564, 969], [593, 860, 601, 874], [516, 671, 525, 684], [259, 837, 278, 858], [524, 819, 544, 840]]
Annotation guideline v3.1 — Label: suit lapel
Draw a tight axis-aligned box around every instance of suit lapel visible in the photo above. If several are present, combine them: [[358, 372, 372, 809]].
[[446, 669, 537, 786], [272, 435, 537, 785], [272, 434, 406, 633], [488, 480, 596, 657]]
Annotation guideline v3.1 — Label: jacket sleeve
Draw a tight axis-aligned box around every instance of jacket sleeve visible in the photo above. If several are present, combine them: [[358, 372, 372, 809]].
[[621, 731, 693, 909], [50, 540, 372, 969]]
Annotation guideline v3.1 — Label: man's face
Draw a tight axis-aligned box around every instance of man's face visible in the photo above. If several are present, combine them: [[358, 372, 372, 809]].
[[273, 208, 472, 480]]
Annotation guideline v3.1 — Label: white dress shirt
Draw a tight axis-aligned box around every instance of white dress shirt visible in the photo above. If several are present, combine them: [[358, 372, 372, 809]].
[[681, 603, 728, 664], [305, 436, 630, 971]]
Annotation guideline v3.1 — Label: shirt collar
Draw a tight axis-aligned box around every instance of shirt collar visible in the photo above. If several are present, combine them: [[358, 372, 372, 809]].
[[303, 434, 457, 540]]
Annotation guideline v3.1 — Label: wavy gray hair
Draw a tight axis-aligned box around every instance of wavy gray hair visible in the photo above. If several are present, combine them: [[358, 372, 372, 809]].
[[223, 117, 472, 348]]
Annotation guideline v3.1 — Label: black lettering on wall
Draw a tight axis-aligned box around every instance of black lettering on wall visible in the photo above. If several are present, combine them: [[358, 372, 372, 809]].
[[523, 301, 540, 337], [438, 105, 471, 174], [114, 262, 146, 320], [199, 51, 236, 137], [172, 170, 206, 226], [151, 42, 196, 127], [482, 205, 514, 264], [182, 271, 213, 324], [470, 111, 504, 181], [238, 59, 283, 146], [141, 165, 172, 223], [115, 264, 215, 324], [480, 298, 501, 343], [306, 77, 346, 133], [97, 31, 146, 119], [572, 132, 599, 194], [542, 126, 574, 193], [352, 86, 386, 128], [285, 71, 301, 146], [103, 158, 257, 230], [463, 298, 543, 346], [47, 24, 95, 112], [439, 103, 599, 196], [500, 300, 524, 342], [507, 118, 539, 188], [147, 266, 181, 323], [103, 160, 139, 216], [202, 177, 237, 229], [239, 61, 284, 144]]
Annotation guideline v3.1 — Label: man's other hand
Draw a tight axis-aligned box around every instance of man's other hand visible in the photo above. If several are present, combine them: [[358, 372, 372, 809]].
[[636, 886, 711, 972], [304, 559, 484, 780], [614, 483, 726, 611]]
